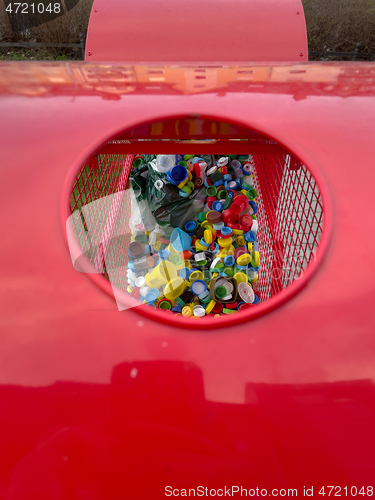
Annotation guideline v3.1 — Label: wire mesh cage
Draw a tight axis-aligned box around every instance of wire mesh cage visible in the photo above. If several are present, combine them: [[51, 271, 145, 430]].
[[69, 150, 323, 308]]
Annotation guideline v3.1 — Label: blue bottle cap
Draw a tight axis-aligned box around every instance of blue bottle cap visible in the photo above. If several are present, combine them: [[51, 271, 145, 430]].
[[253, 295, 259, 304], [128, 261, 136, 271], [244, 230, 257, 243], [191, 279, 207, 295], [191, 157, 203, 164], [249, 200, 258, 214], [211, 242, 219, 253], [185, 220, 198, 233], [199, 237, 210, 248], [212, 200, 223, 212], [224, 255, 235, 266], [145, 292, 157, 304], [167, 165, 188, 186], [213, 180, 224, 187], [180, 267, 192, 280], [223, 174, 232, 181], [220, 226, 233, 236], [236, 264, 248, 271], [158, 249, 170, 260], [172, 304, 183, 313]]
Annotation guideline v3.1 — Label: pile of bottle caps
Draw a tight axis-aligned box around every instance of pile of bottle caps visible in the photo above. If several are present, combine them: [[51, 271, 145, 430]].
[[126, 155, 260, 317]]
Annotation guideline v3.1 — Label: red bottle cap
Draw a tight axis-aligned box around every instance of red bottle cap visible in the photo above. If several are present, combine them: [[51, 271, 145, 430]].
[[233, 247, 249, 260], [223, 209, 238, 225], [227, 222, 240, 230], [211, 302, 224, 314], [225, 302, 238, 309], [239, 214, 253, 230]]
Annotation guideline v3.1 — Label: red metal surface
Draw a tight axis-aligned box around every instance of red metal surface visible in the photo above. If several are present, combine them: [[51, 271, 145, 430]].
[[1, 62, 375, 499], [85, 0, 308, 62]]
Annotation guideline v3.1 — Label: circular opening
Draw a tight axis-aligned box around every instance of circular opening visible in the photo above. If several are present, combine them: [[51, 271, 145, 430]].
[[63, 115, 330, 330]]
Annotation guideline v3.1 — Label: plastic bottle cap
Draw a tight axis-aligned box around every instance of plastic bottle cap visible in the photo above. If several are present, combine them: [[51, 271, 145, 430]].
[[182, 305, 193, 317], [217, 236, 232, 247], [180, 267, 191, 280], [237, 254, 251, 266], [198, 290, 211, 303], [128, 241, 144, 258], [185, 221, 197, 233], [206, 165, 218, 176], [212, 200, 223, 212], [215, 286, 227, 299], [205, 300, 216, 314], [211, 302, 223, 314], [217, 157, 229, 167], [189, 270, 204, 282], [194, 252, 206, 262], [170, 253, 182, 266], [158, 299, 172, 310], [224, 255, 235, 266], [181, 290, 195, 303], [145, 292, 157, 303], [193, 306, 206, 317], [135, 276, 146, 288], [238, 282, 255, 303], [191, 279, 207, 295], [206, 185, 217, 197], [234, 272, 248, 284]]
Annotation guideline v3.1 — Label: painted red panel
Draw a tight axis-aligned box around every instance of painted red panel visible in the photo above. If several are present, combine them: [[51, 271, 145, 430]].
[[85, 0, 308, 62], [1, 62, 375, 499]]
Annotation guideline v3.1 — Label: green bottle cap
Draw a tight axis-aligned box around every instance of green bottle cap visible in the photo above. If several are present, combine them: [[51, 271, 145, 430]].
[[176, 296, 185, 307], [135, 233, 148, 244], [198, 212, 207, 223], [223, 266, 234, 277], [215, 286, 227, 299]]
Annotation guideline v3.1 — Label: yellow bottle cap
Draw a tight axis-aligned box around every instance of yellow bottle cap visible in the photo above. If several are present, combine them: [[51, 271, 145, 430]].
[[204, 229, 213, 244], [237, 254, 251, 266], [205, 300, 216, 314], [236, 236, 246, 247], [234, 272, 248, 284], [218, 236, 232, 247], [232, 228, 244, 235], [247, 242, 253, 253], [252, 251, 260, 267], [153, 240, 161, 251], [189, 270, 204, 282], [182, 305, 193, 317], [177, 178, 188, 189], [195, 241, 208, 251]]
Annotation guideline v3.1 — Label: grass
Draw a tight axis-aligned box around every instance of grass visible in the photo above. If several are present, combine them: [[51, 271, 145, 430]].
[[302, 0, 375, 55], [0, 47, 81, 60]]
